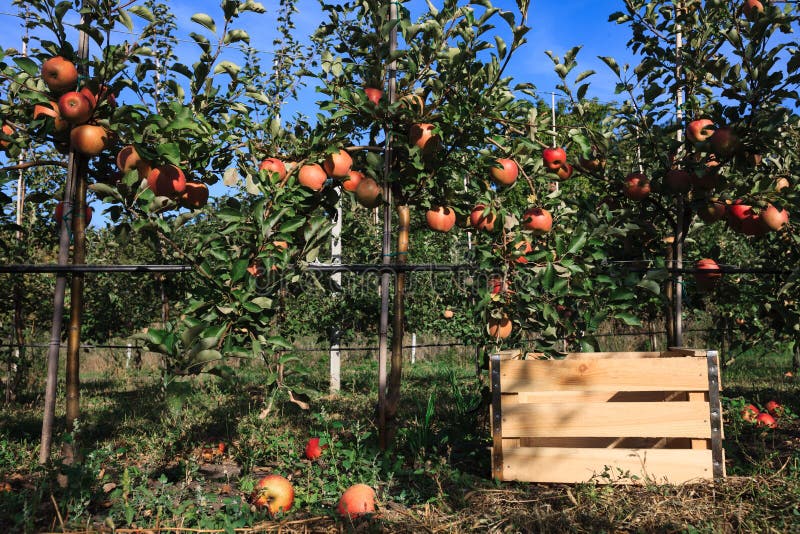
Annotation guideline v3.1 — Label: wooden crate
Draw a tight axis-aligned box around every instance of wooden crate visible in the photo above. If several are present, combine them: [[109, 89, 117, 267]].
[[489, 348, 724, 484]]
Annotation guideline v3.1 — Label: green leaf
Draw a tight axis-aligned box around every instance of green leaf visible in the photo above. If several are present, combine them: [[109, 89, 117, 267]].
[[223, 30, 250, 45], [13, 57, 39, 76], [614, 312, 642, 327], [191, 13, 217, 33], [231, 258, 250, 283], [598, 56, 620, 77], [267, 336, 293, 350], [566, 233, 588, 255], [157, 143, 181, 165], [128, 5, 156, 22]]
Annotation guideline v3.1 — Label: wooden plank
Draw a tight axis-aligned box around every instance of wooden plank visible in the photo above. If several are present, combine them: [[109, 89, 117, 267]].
[[500, 447, 714, 484], [501, 402, 711, 439], [563, 351, 664, 360], [688, 392, 710, 450], [500, 358, 709, 393], [514, 391, 686, 404], [667, 347, 708, 357], [494, 349, 522, 361]]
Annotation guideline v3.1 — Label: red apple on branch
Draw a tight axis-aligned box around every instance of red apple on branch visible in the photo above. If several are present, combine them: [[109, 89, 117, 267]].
[[664, 169, 691, 193], [355, 177, 382, 208], [521, 207, 552, 235], [555, 163, 574, 181], [542, 147, 566, 171], [147, 164, 187, 197], [469, 204, 496, 231], [489, 158, 518, 187], [33, 101, 69, 133], [487, 314, 513, 339], [698, 200, 726, 224], [342, 170, 365, 192], [743, 0, 764, 20], [426, 206, 456, 232], [323, 149, 353, 179], [41, 56, 79, 94], [622, 172, 651, 201], [259, 157, 287, 182], [179, 182, 209, 209], [70, 124, 110, 156], [686, 119, 715, 144], [298, 164, 327, 191], [694, 258, 722, 291], [55, 201, 93, 227], [760, 204, 789, 231], [364, 87, 383, 105]]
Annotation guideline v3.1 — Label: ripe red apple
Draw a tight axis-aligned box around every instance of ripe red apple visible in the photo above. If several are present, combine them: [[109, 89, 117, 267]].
[[623, 173, 651, 201], [709, 126, 740, 158], [698, 200, 726, 224], [70, 124, 110, 156], [0, 123, 14, 150], [555, 163, 574, 180], [694, 258, 722, 291], [298, 163, 327, 191], [179, 182, 209, 209], [60, 96, 93, 126], [251, 474, 294, 516], [426, 206, 456, 233], [521, 207, 553, 235], [542, 147, 566, 171], [489, 158, 518, 186], [147, 164, 187, 197], [304, 437, 327, 460], [33, 101, 69, 132], [409, 123, 440, 154], [469, 204, 496, 231], [55, 201, 93, 227], [364, 87, 383, 105], [116, 145, 151, 179], [342, 170, 364, 192], [755, 412, 777, 429], [741, 404, 760, 422], [354, 177, 382, 208], [514, 240, 533, 264], [337, 484, 376, 519], [743, 0, 764, 20], [323, 149, 353, 179], [765, 400, 784, 418], [41, 56, 79, 94], [664, 169, 691, 193], [760, 204, 789, 231], [487, 315, 513, 339], [259, 157, 287, 182], [686, 119, 715, 144]]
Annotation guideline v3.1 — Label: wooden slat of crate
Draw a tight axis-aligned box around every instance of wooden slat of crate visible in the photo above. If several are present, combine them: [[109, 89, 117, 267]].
[[500, 447, 715, 484], [499, 357, 708, 393], [501, 401, 711, 439], [515, 390, 687, 404]]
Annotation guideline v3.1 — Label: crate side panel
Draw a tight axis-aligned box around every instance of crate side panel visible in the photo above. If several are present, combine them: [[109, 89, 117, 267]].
[[501, 402, 711, 439], [501, 447, 715, 484]]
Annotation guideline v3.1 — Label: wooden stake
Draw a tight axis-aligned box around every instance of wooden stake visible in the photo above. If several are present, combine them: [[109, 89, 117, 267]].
[[378, 0, 398, 450], [673, 1, 685, 348], [39, 14, 89, 465]]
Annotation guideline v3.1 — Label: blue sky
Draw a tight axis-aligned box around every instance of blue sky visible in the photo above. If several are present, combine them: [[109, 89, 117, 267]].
[[1, 1, 637, 225], [0, 0, 636, 109]]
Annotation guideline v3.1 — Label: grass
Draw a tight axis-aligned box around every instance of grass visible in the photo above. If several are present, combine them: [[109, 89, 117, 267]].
[[0, 345, 798, 533]]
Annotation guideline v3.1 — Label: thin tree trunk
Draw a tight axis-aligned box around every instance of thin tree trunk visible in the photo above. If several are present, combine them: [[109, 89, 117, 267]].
[[664, 238, 675, 347], [386, 205, 409, 426], [377, 0, 398, 451], [39, 18, 88, 465], [63, 169, 88, 466]]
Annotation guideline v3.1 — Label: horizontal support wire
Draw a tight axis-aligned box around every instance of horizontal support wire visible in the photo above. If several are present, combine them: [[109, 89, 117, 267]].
[[0, 263, 791, 275], [0, 264, 193, 273]]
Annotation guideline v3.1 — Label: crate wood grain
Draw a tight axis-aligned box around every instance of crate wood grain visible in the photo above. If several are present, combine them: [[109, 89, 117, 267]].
[[490, 349, 724, 485]]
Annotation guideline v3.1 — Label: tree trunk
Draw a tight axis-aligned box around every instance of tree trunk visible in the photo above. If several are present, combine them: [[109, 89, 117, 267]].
[[63, 171, 88, 466], [386, 205, 409, 427], [39, 18, 89, 465]]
